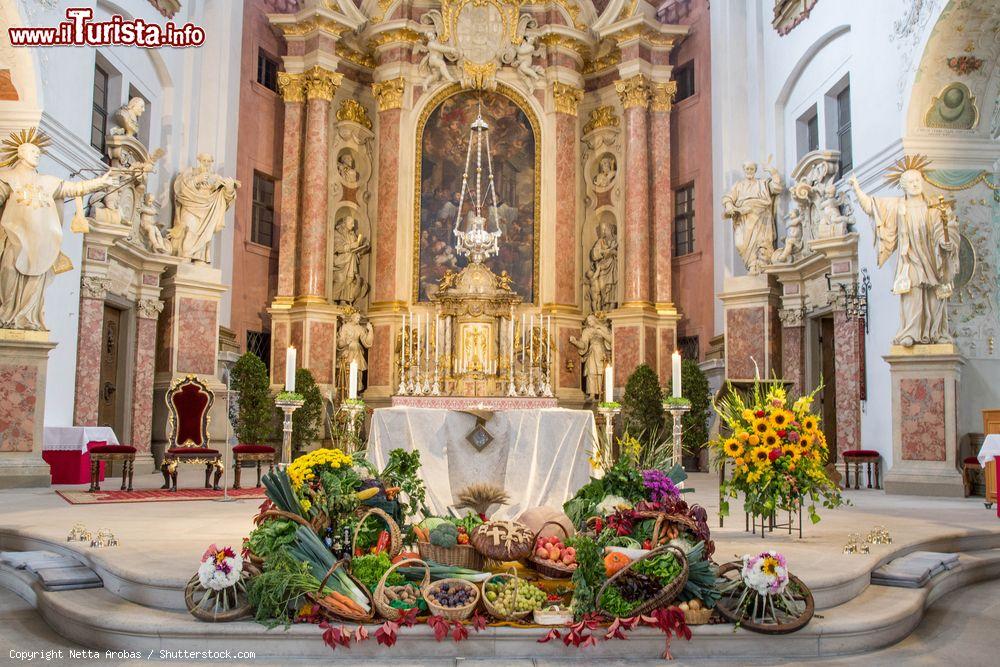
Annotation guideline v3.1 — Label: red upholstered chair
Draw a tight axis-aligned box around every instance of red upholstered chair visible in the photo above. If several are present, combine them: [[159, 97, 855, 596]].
[[161, 375, 223, 492], [232, 443, 277, 489], [962, 456, 982, 498], [88, 442, 137, 492], [842, 450, 881, 490]]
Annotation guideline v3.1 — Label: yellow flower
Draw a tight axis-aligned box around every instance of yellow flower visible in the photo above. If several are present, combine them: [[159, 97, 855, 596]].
[[738, 431, 750, 442], [724, 438, 744, 458], [752, 418, 770, 435], [802, 415, 819, 432], [788, 462, 796, 471], [750, 445, 771, 466], [792, 396, 813, 414], [768, 409, 794, 430], [300, 498, 312, 513], [798, 434, 813, 449], [762, 430, 780, 449], [735, 457, 746, 467], [748, 434, 760, 446], [741, 409, 755, 421]]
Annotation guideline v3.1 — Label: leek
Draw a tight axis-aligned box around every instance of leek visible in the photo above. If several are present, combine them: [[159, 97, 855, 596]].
[[289, 526, 369, 611]]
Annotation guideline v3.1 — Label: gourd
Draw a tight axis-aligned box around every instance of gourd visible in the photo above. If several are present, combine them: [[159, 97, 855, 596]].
[[604, 551, 631, 577]]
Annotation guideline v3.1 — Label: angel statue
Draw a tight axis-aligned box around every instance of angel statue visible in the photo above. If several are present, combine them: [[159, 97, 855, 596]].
[[850, 155, 959, 347], [569, 314, 612, 400], [0, 128, 116, 330], [416, 16, 457, 87], [512, 33, 544, 86], [109, 97, 146, 138], [139, 192, 170, 254]]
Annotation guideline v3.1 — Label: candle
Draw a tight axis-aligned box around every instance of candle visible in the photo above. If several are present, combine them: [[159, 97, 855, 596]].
[[348, 360, 359, 399], [508, 311, 515, 374], [521, 313, 526, 365], [400, 314, 407, 377], [672, 350, 682, 398], [285, 346, 296, 393], [529, 313, 535, 366], [605, 365, 613, 403], [416, 313, 422, 376]]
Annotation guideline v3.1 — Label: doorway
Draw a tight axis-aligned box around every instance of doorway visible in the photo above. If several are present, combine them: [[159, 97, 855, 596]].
[[812, 315, 838, 464], [97, 305, 126, 435]]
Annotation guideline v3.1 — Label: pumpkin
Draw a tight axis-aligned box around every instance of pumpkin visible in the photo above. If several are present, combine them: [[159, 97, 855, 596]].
[[516, 506, 575, 540], [604, 551, 631, 577]]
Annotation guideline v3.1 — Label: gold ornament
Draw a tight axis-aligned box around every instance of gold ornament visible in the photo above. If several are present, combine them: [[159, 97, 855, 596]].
[[277, 72, 306, 103], [582, 106, 620, 135], [884, 154, 933, 186], [462, 61, 499, 91], [0, 127, 50, 167], [615, 74, 650, 109], [366, 27, 423, 50], [336, 99, 373, 130], [650, 80, 678, 112], [552, 82, 583, 116], [372, 77, 405, 111], [304, 67, 342, 102]]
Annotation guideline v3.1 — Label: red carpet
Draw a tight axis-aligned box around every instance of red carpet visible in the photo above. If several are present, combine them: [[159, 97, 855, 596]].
[[56, 487, 266, 505]]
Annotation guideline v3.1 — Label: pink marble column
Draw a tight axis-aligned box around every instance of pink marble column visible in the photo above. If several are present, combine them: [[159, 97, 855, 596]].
[[128, 310, 158, 453], [373, 106, 401, 303], [781, 324, 806, 396], [73, 284, 107, 426], [276, 79, 304, 298], [649, 83, 674, 304], [833, 310, 862, 457], [297, 93, 331, 298], [617, 77, 651, 305], [554, 103, 579, 305]]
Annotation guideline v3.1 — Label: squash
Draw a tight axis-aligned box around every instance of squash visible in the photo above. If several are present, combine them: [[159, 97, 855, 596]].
[[516, 506, 575, 539], [604, 551, 631, 577]]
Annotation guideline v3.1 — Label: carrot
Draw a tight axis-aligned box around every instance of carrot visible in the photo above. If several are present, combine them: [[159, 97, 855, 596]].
[[412, 525, 428, 542], [330, 590, 365, 615], [322, 596, 356, 617]]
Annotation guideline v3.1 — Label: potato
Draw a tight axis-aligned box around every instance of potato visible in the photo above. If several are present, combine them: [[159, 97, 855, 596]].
[[689, 599, 702, 610]]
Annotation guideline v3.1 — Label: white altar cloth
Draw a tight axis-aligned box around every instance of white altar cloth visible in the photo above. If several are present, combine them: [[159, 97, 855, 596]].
[[368, 407, 595, 520], [977, 434, 1000, 467], [43, 426, 120, 452]]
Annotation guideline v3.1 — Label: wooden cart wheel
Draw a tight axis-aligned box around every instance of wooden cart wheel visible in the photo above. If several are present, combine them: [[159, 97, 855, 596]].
[[714, 561, 814, 634], [184, 562, 260, 622]]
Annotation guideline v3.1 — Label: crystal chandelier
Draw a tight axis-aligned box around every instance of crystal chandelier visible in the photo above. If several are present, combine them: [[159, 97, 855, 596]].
[[453, 110, 502, 264]]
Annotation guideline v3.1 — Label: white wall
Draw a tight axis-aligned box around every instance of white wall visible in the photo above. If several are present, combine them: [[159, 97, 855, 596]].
[[2, 0, 242, 426]]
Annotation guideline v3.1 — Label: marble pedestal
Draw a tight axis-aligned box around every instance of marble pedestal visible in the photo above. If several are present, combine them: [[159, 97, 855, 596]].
[[719, 274, 782, 382], [883, 344, 965, 497], [607, 304, 680, 391], [0, 335, 57, 488], [268, 300, 343, 392]]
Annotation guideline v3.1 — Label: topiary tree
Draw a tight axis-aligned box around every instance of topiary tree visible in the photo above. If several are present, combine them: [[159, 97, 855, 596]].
[[230, 352, 274, 445], [666, 359, 712, 467], [620, 363, 665, 440], [291, 367, 324, 454]]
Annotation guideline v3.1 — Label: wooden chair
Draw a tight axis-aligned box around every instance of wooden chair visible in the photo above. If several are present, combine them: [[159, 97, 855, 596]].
[[161, 375, 223, 492], [842, 450, 881, 489], [232, 444, 277, 489], [88, 442, 136, 492]]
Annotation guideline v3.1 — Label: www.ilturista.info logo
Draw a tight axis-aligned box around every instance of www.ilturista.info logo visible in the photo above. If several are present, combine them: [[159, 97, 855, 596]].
[[8, 7, 205, 48]]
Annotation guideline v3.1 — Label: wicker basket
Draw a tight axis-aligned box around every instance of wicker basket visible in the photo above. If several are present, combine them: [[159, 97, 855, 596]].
[[481, 567, 531, 622], [683, 606, 713, 625], [352, 507, 403, 559], [595, 544, 688, 618], [308, 559, 375, 623], [421, 578, 480, 621], [254, 508, 326, 535], [373, 557, 429, 621], [527, 520, 575, 580], [417, 540, 484, 570]]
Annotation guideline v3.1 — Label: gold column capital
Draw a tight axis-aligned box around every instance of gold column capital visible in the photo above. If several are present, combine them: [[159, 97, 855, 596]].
[[582, 105, 620, 134], [277, 72, 306, 103], [650, 80, 678, 112], [336, 99, 373, 130], [615, 74, 650, 110], [304, 66, 343, 102], [372, 77, 405, 111], [552, 82, 584, 116]]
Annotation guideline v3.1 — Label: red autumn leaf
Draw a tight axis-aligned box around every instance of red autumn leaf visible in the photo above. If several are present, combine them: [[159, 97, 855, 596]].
[[397, 607, 419, 628], [537, 628, 561, 643], [427, 615, 450, 642], [450, 621, 469, 643], [471, 611, 489, 632], [374, 621, 399, 647], [604, 618, 630, 641], [353, 626, 369, 643], [319, 623, 351, 650]]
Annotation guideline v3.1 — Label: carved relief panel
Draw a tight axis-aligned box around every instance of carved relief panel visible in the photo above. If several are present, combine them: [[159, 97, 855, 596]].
[[580, 106, 623, 315]]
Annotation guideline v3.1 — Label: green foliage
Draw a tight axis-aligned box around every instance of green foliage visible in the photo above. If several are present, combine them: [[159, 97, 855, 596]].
[[665, 359, 712, 458], [351, 553, 404, 592], [246, 518, 298, 562], [291, 368, 323, 454], [231, 352, 274, 445], [620, 364, 664, 437]]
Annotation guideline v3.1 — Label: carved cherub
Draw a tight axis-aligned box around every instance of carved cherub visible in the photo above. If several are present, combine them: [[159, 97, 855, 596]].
[[512, 33, 544, 86], [772, 207, 804, 264], [416, 15, 457, 87]]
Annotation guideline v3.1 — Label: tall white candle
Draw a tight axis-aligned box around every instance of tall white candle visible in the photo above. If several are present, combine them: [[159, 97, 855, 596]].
[[348, 359, 359, 399], [509, 312, 515, 374], [285, 346, 296, 393], [416, 313, 422, 378], [529, 313, 535, 367], [605, 365, 613, 403], [400, 314, 407, 377], [521, 313, 526, 365], [672, 350, 682, 398]]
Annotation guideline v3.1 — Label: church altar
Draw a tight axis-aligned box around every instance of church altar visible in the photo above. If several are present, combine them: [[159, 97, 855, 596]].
[[367, 407, 595, 519]]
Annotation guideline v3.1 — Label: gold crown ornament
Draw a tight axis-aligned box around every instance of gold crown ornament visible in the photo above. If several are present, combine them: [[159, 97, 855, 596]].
[[884, 154, 933, 186], [0, 127, 50, 167]]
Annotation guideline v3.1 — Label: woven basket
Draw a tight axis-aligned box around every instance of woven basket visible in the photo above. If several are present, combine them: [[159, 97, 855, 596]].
[[373, 557, 429, 621], [352, 506, 403, 559], [595, 544, 688, 618], [481, 567, 531, 622], [308, 559, 375, 623], [254, 508, 326, 535], [417, 540, 484, 570], [683, 606, 713, 625], [527, 520, 575, 580], [421, 578, 480, 621]]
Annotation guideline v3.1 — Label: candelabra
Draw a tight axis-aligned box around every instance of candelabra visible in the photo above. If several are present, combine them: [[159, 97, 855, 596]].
[[275, 396, 304, 464], [664, 400, 691, 469]]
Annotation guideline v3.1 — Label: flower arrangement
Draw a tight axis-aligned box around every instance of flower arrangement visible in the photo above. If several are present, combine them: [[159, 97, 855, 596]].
[[287, 448, 355, 491], [710, 380, 844, 524], [642, 469, 680, 502], [198, 544, 244, 591], [740, 551, 788, 596]]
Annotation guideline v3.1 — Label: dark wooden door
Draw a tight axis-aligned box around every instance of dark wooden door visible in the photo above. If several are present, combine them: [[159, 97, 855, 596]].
[[818, 316, 838, 464], [97, 305, 122, 429]]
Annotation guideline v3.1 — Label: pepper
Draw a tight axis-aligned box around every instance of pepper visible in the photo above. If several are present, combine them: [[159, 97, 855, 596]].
[[373, 529, 391, 554]]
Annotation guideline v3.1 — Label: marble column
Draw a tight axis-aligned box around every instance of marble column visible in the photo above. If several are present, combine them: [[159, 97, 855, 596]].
[[615, 75, 651, 306], [275, 72, 306, 299], [129, 299, 162, 456], [649, 81, 676, 306], [552, 82, 583, 306], [719, 274, 782, 382], [0, 335, 57, 488], [779, 310, 806, 396], [832, 308, 863, 457], [73, 276, 111, 427], [297, 68, 340, 299], [371, 77, 405, 305]]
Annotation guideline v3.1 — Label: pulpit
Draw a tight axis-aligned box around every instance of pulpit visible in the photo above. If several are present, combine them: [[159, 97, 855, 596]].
[[160, 375, 223, 491]]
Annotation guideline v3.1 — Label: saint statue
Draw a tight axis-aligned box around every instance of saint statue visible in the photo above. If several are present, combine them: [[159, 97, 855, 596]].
[[0, 128, 115, 330], [139, 192, 170, 254], [168, 153, 239, 263], [337, 311, 374, 390], [330, 214, 370, 305], [722, 161, 782, 274], [585, 220, 618, 312], [569, 314, 612, 400], [337, 153, 358, 186], [109, 97, 146, 138], [593, 156, 617, 188], [850, 155, 959, 347], [89, 188, 123, 226]]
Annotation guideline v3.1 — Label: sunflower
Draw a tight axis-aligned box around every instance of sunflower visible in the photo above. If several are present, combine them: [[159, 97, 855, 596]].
[[762, 430, 780, 449], [798, 434, 813, 449], [769, 409, 794, 430], [752, 418, 770, 435], [741, 409, 755, 421], [723, 438, 744, 458], [802, 415, 819, 432], [782, 444, 801, 461], [750, 445, 771, 466]]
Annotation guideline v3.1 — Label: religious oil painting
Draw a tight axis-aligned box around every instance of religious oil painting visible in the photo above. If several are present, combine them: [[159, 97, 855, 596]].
[[416, 89, 536, 302]]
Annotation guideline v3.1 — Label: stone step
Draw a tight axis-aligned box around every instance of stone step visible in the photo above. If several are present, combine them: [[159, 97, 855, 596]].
[[2, 548, 998, 660]]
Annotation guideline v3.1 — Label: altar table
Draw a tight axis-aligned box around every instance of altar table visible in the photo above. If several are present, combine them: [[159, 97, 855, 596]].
[[368, 407, 595, 519], [42, 427, 119, 485]]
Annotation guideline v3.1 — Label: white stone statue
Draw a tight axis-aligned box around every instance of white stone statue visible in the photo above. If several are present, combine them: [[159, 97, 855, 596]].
[[337, 153, 359, 186], [139, 192, 170, 254], [722, 161, 782, 274], [850, 156, 959, 347], [109, 97, 146, 138], [772, 207, 804, 264], [512, 34, 543, 86], [168, 153, 239, 263], [817, 182, 852, 236], [89, 187, 123, 226], [593, 155, 617, 188], [569, 314, 612, 400], [0, 129, 115, 330], [585, 220, 618, 312], [417, 25, 457, 86], [337, 311, 374, 390], [330, 214, 370, 305]]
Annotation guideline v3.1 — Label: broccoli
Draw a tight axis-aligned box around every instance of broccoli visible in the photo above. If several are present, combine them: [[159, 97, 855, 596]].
[[429, 523, 458, 548]]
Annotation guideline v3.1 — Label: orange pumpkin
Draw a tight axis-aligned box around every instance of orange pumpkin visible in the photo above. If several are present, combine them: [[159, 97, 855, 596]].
[[604, 551, 631, 577]]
